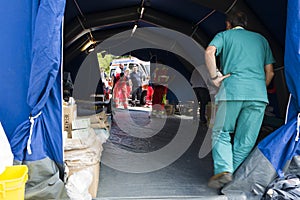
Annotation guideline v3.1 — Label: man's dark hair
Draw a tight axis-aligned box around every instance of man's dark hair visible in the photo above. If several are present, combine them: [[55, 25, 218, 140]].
[[226, 11, 248, 28]]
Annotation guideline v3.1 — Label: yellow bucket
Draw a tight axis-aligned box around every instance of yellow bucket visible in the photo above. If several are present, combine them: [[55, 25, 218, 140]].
[[0, 165, 28, 200]]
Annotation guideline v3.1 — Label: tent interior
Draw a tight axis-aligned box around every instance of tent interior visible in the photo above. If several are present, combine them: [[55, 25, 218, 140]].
[[62, 0, 289, 199], [64, 0, 288, 118], [1, 0, 297, 199]]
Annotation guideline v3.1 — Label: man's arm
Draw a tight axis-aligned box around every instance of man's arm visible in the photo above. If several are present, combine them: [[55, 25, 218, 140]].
[[265, 63, 274, 86], [205, 46, 219, 78], [205, 45, 230, 87]]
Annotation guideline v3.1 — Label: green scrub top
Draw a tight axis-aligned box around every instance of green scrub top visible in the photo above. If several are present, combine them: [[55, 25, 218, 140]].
[[209, 27, 275, 103]]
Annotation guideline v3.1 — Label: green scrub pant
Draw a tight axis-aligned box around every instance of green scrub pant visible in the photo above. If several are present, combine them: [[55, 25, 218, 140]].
[[212, 101, 266, 175]]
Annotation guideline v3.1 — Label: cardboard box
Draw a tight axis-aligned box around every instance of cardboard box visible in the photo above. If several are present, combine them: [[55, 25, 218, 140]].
[[63, 104, 77, 138], [64, 128, 97, 150], [72, 118, 91, 130], [88, 162, 100, 198], [178, 101, 194, 116], [164, 104, 174, 115], [64, 127, 102, 199]]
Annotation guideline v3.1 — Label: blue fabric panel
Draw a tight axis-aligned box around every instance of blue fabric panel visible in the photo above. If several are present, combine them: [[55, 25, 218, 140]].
[[286, 95, 299, 122], [259, 0, 300, 178], [9, 0, 66, 164], [258, 118, 299, 177], [284, 0, 300, 115], [28, 0, 65, 115], [0, 1, 33, 135]]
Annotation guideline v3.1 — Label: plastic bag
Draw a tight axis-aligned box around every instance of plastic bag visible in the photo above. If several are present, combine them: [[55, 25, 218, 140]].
[[65, 167, 93, 200], [262, 174, 300, 200], [0, 122, 14, 174]]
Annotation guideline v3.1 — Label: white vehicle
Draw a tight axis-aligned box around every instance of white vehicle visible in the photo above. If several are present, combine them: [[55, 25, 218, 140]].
[[109, 57, 150, 77], [109, 57, 150, 105]]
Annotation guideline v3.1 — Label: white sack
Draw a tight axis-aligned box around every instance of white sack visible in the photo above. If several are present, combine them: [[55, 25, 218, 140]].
[[0, 122, 14, 174]]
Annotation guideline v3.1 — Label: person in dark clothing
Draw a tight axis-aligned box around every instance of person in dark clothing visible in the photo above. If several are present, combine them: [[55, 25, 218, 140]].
[[129, 66, 143, 106], [190, 69, 210, 124]]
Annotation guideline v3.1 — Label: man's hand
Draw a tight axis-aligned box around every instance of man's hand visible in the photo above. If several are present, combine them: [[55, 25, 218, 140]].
[[212, 73, 230, 87]]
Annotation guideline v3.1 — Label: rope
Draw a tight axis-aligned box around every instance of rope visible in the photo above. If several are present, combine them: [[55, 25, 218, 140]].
[[296, 113, 300, 142], [27, 111, 42, 155]]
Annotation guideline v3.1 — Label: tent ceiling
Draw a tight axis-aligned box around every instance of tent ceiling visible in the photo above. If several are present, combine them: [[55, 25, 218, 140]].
[[64, 0, 287, 71]]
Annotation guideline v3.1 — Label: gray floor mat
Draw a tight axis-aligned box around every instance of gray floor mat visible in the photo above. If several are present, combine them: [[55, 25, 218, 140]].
[[96, 109, 224, 199]]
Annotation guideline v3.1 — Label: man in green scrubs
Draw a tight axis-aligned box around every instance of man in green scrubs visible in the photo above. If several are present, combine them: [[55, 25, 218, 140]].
[[205, 11, 275, 189]]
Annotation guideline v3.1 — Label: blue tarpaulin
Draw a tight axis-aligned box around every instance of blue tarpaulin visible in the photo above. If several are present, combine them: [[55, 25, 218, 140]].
[[258, 0, 300, 177], [0, 2, 32, 136], [8, 0, 66, 165]]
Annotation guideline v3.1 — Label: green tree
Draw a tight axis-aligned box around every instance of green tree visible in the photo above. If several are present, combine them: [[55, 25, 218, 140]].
[[97, 52, 114, 74]]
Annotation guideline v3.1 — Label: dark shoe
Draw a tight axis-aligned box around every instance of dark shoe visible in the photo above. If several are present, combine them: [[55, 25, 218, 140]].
[[208, 172, 233, 189], [200, 120, 207, 125], [200, 117, 207, 124]]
